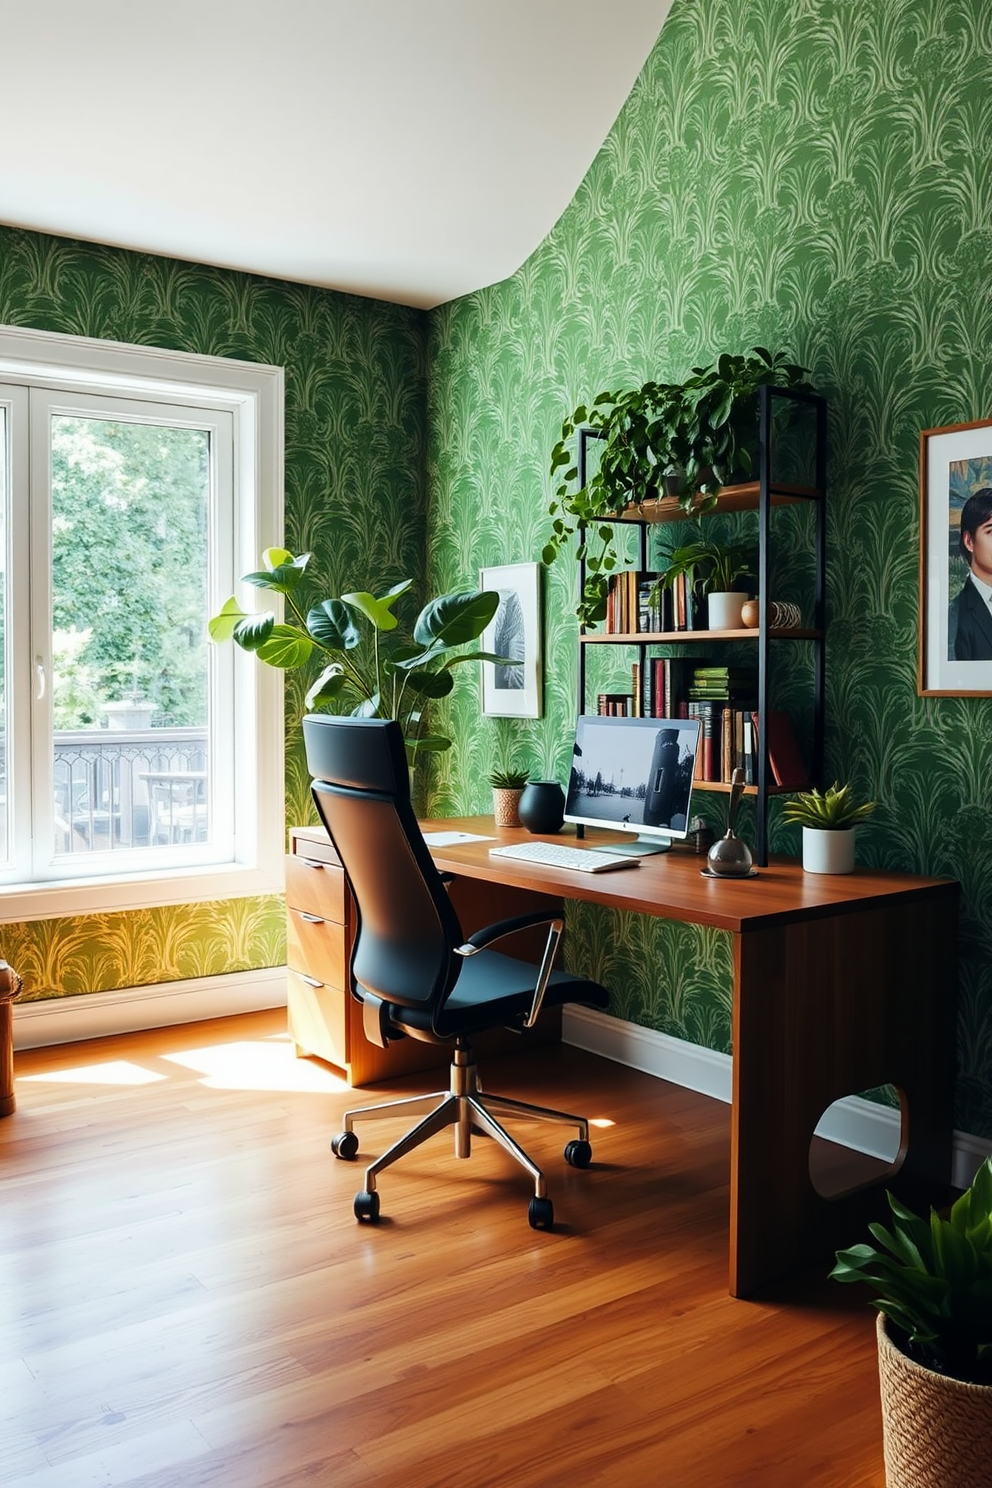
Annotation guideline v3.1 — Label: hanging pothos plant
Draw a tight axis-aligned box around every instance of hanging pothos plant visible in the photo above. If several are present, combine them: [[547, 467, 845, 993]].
[[543, 348, 814, 626]]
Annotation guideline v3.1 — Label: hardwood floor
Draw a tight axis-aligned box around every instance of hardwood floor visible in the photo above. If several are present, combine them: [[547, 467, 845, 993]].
[[1, 1011, 885, 1488]]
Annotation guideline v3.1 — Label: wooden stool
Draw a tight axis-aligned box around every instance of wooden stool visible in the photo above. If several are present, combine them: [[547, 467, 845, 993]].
[[0, 961, 23, 1117]]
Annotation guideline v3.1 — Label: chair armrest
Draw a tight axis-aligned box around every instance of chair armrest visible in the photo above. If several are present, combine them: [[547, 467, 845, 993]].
[[455, 912, 565, 1029], [455, 910, 564, 955]]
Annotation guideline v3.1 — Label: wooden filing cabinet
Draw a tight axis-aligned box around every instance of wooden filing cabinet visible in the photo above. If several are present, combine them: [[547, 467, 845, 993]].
[[286, 825, 563, 1087]]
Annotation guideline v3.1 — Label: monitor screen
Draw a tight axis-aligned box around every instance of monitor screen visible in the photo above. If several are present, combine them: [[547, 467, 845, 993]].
[[564, 714, 700, 850]]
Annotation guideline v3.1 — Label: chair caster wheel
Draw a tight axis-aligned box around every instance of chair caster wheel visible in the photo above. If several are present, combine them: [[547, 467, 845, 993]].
[[564, 1139, 592, 1168], [528, 1196, 554, 1231], [354, 1190, 380, 1223], [332, 1131, 359, 1160]]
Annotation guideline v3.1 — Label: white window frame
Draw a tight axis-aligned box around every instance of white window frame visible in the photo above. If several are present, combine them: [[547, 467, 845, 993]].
[[0, 324, 285, 919]]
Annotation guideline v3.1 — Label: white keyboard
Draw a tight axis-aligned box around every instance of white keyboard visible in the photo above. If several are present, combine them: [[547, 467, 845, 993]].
[[489, 841, 640, 873]]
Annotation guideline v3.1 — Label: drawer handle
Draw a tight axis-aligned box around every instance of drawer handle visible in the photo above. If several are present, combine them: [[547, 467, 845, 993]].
[[298, 973, 324, 989], [300, 857, 325, 870], [300, 912, 324, 924]]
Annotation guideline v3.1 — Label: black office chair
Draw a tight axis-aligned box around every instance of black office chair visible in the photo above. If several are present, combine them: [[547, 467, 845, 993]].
[[302, 714, 610, 1230]]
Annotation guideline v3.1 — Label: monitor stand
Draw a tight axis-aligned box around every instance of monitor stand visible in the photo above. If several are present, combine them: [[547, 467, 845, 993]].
[[590, 835, 671, 857]]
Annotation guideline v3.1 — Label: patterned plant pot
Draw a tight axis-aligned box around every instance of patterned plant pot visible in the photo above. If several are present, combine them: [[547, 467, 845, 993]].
[[492, 787, 524, 828], [876, 1314, 992, 1488]]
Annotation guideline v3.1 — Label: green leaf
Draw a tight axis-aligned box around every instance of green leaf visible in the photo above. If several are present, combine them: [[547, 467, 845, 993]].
[[243, 550, 311, 593], [404, 667, 455, 698], [304, 663, 348, 708], [341, 580, 413, 632], [407, 735, 451, 754], [307, 599, 362, 651], [208, 597, 247, 642], [413, 589, 498, 648], [232, 613, 276, 651], [255, 625, 315, 668]]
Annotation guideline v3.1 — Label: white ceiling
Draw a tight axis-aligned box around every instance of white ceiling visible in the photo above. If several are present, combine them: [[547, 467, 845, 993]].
[[0, 1, 673, 310]]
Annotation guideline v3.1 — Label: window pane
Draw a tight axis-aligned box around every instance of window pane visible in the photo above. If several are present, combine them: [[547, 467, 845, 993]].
[[50, 415, 210, 856]]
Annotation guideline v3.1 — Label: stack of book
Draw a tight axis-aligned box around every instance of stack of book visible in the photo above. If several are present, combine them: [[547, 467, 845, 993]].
[[604, 571, 661, 634], [602, 570, 700, 633], [687, 665, 757, 702], [596, 690, 636, 716], [685, 666, 757, 783]]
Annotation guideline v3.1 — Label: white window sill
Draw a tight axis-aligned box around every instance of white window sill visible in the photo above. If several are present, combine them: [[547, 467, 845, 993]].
[[0, 860, 285, 921]]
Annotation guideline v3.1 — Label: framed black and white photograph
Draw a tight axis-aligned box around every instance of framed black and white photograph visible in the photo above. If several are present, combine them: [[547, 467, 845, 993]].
[[480, 561, 543, 717], [919, 418, 992, 696]]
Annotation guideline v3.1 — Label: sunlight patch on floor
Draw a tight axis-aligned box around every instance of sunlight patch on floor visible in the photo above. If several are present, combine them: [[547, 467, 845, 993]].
[[160, 1037, 350, 1093], [20, 1060, 166, 1086]]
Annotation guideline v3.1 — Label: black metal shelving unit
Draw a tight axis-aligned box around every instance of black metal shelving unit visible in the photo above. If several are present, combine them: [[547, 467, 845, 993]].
[[575, 384, 827, 865]]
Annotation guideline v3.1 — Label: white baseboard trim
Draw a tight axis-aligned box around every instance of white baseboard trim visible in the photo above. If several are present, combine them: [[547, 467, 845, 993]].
[[563, 1005, 992, 1192], [13, 968, 288, 1049]]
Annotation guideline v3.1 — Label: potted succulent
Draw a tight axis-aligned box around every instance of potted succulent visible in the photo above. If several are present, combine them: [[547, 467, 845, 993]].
[[489, 768, 529, 828], [543, 348, 813, 626], [654, 535, 755, 630], [209, 549, 505, 764], [830, 1157, 992, 1486], [782, 781, 876, 874]]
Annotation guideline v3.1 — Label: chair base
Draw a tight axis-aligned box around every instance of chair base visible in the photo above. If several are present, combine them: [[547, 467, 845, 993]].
[[334, 1040, 592, 1218]]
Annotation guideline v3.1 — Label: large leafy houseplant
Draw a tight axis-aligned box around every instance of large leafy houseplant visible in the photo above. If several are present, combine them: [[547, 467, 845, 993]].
[[830, 1156, 992, 1386], [209, 549, 503, 763], [544, 348, 814, 626]]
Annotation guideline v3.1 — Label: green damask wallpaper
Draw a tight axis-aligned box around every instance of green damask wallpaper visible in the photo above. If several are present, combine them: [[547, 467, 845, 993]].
[[0, 225, 428, 998], [427, 0, 992, 1136]]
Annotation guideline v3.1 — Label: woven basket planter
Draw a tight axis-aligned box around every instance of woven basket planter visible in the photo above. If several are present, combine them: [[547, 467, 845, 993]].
[[492, 787, 524, 829], [877, 1313, 992, 1487]]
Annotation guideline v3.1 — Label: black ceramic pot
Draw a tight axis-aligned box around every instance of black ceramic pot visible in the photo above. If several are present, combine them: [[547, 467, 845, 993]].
[[518, 780, 566, 834]]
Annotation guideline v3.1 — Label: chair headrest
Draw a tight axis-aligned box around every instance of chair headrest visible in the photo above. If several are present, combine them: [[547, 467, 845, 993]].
[[303, 715, 409, 798]]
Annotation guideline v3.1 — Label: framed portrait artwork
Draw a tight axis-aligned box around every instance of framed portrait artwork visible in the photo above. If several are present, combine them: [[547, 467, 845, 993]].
[[919, 418, 992, 696], [479, 561, 543, 717]]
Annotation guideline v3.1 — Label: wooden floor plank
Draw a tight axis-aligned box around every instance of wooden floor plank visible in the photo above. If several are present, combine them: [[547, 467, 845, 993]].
[[1, 1012, 885, 1488]]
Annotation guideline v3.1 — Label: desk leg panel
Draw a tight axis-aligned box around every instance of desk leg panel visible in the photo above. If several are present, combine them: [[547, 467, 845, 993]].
[[729, 893, 956, 1295]]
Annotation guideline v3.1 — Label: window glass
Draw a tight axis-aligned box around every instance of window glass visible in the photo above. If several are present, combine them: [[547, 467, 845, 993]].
[[50, 412, 212, 859]]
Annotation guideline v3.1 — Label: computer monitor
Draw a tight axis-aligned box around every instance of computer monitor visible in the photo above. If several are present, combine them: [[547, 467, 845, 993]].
[[564, 714, 701, 855]]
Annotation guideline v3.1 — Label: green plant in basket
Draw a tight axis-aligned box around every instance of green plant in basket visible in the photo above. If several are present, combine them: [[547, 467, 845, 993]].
[[781, 781, 876, 830], [489, 769, 530, 790], [830, 1156, 992, 1385]]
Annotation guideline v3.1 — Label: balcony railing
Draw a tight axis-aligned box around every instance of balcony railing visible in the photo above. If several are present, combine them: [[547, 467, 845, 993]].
[[53, 727, 209, 853]]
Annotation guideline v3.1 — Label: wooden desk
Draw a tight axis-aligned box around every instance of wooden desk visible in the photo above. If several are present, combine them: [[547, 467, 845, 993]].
[[422, 817, 959, 1297]]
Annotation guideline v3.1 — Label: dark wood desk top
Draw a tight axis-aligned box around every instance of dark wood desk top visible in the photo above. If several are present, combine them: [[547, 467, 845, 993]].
[[292, 818, 958, 936]]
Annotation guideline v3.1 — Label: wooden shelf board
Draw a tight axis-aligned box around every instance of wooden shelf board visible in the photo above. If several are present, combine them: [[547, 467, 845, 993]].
[[693, 779, 796, 795], [611, 481, 823, 523], [580, 627, 821, 643]]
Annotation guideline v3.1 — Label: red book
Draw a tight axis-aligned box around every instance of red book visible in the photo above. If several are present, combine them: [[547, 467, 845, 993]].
[[751, 710, 809, 790]]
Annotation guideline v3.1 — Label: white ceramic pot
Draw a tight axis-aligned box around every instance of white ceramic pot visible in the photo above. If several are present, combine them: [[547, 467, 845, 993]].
[[802, 825, 856, 874], [706, 592, 748, 630]]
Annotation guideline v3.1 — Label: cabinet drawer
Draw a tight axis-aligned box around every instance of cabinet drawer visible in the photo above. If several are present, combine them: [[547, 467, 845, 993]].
[[286, 968, 348, 1070], [285, 854, 346, 922], [286, 906, 346, 988]]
